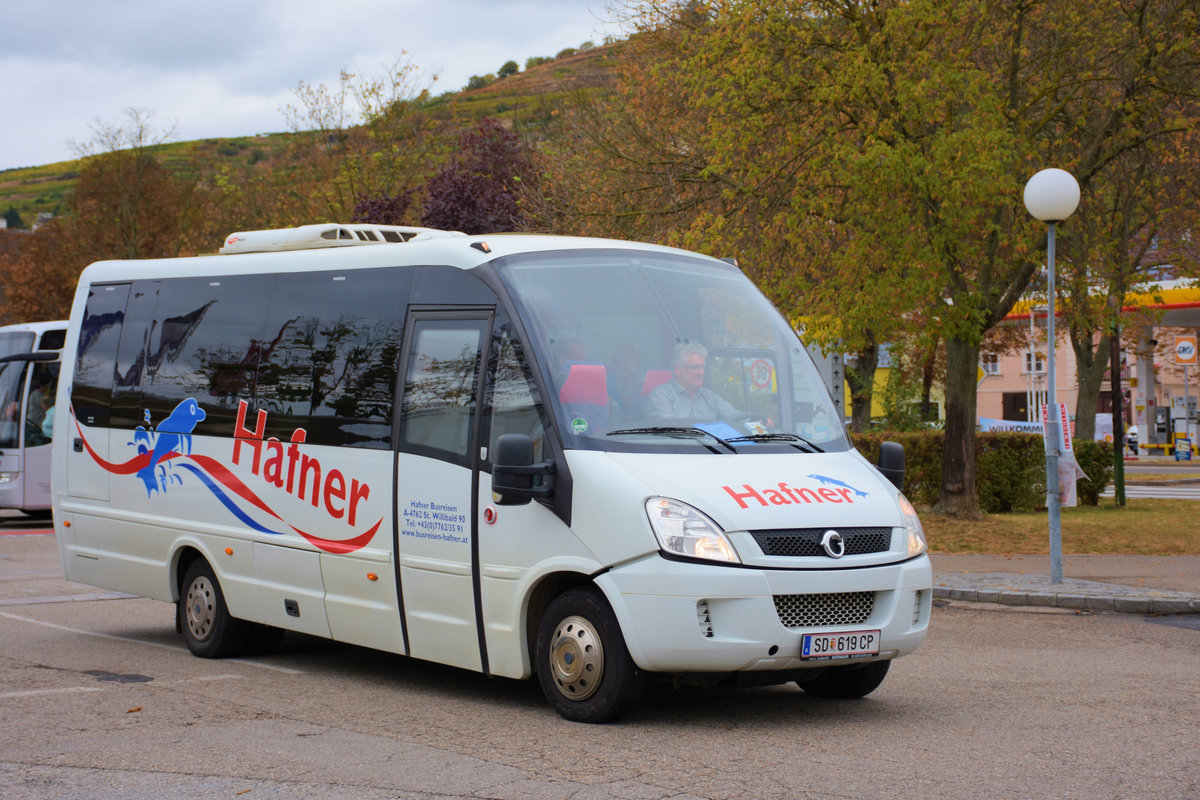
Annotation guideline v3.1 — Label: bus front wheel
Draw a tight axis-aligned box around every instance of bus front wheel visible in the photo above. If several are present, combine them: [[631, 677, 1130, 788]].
[[536, 588, 646, 723], [179, 559, 250, 658]]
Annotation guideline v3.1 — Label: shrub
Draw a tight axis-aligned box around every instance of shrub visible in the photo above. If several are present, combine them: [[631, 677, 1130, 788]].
[[850, 431, 1113, 511], [1071, 439, 1114, 506]]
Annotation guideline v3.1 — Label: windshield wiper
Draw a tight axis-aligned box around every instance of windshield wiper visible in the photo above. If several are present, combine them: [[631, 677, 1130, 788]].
[[725, 432, 825, 453], [606, 426, 736, 453]]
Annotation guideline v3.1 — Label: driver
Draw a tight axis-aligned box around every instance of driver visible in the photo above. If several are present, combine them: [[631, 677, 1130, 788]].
[[647, 341, 755, 422]]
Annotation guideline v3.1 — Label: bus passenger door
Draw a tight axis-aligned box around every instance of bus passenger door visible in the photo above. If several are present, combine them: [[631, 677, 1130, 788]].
[[394, 310, 491, 672]]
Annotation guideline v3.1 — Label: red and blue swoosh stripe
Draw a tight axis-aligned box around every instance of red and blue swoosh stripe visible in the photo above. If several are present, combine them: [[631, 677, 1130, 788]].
[[72, 413, 381, 555]]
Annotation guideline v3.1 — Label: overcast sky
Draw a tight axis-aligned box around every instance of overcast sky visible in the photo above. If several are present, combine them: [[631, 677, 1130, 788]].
[[1, 0, 625, 172]]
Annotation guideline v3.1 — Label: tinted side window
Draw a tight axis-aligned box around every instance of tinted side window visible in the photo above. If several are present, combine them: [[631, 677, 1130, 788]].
[[399, 315, 488, 464], [24, 362, 59, 446], [256, 267, 411, 449], [0, 362, 29, 449], [485, 320, 545, 464], [140, 275, 272, 434], [73, 283, 131, 427], [37, 329, 66, 351], [111, 281, 160, 430]]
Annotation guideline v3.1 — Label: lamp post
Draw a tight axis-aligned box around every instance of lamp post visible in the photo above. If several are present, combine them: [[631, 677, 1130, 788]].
[[1024, 168, 1080, 585]]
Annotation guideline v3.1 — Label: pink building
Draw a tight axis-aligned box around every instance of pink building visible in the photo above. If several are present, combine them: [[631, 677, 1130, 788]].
[[977, 278, 1200, 454]]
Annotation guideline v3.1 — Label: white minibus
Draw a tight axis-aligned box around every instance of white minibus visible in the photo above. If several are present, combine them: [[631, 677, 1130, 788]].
[[52, 224, 930, 722], [0, 320, 67, 516]]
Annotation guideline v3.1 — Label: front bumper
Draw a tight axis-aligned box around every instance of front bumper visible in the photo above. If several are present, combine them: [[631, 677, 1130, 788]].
[[596, 553, 932, 673]]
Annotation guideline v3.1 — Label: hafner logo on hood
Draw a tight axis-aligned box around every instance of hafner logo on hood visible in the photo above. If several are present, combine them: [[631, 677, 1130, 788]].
[[722, 475, 869, 510]]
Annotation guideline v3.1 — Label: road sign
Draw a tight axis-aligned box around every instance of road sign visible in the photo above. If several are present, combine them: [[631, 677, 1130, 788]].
[[1175, 334, 1197, 365]]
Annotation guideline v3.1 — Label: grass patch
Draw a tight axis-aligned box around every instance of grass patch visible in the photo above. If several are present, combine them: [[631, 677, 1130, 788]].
[[922, 498, 1200, 556]]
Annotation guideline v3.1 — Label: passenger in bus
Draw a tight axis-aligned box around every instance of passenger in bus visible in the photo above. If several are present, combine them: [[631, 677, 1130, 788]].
[[608, 341, 645, 420], [27, 383, 48, 429], [646, 341, 759, 423], [40, 398, 55, 440]]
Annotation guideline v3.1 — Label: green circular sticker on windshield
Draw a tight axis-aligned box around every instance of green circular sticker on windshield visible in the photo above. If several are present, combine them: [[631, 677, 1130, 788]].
[[571, 418, 589, 434]]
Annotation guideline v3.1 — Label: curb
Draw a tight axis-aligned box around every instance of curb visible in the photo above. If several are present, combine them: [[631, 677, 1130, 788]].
[[932, 573, 1200, 615]]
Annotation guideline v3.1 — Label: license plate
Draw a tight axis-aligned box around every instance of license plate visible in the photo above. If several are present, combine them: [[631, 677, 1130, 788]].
[[801, 629, 880, 661]]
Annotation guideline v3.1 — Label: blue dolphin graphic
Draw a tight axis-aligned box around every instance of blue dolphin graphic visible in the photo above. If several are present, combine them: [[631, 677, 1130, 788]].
[[807, 474, 869, 497], [137, 399, 207, 495]]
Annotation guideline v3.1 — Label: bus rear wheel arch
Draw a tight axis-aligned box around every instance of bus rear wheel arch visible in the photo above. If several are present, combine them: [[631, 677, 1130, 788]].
[[178, 558, 251, 658]]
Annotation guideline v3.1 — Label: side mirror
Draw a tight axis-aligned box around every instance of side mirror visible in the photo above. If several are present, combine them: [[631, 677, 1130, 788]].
[[876, 440, 905, 492], [491, 433, 555, 505]]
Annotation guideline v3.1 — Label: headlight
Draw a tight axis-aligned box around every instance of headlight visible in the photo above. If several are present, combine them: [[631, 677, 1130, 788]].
[[899, 493, 927, 558], [0, 472, 16, 486], [645, 497, 741, 564]]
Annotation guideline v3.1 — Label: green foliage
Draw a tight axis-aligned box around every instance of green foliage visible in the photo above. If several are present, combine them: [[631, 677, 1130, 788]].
[[851, 431, 944, 508], [2, 208, 23, 229], [1072, 439, 1115, 507], [498, 60, 520, 79], [975, 435, 1045, 513], [526, 56, 552, 69], [878, 362, 926, 432], [851, 432, 1114, 512], [466, 74, 495, 91]]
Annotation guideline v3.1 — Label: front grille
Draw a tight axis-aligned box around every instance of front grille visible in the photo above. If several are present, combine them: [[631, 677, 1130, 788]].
[[774, 591, 875, 628], [751, 527, 891, 557]]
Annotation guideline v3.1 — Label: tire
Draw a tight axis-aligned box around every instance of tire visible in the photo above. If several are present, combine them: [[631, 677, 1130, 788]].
[[797, 659, 890, 699], [179, 559, 250, 658], [536, 588, 646, 723]]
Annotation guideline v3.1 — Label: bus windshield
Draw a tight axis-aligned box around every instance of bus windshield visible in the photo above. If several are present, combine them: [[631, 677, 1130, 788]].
[[496, 249, 849, 453], [0, 331, 35, 360]]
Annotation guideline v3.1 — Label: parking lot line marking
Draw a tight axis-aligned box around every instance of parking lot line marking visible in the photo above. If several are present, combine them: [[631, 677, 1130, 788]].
[[0, 591, 137, 607], [0, 611, 304, 675], [0, 686, 104, 699]]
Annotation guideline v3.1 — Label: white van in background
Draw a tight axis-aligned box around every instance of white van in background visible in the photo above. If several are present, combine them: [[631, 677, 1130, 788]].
[[52, 224, 930, 722], [0, 320, 67, 516]]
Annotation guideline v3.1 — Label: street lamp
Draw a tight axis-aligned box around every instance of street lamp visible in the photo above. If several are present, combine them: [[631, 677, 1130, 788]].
[[1024, 168, 1080, 584]]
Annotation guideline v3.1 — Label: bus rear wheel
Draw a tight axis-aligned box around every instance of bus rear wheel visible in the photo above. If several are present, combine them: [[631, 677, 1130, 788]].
[[536, 588, 645, 723], [179, 559, 250, 658]]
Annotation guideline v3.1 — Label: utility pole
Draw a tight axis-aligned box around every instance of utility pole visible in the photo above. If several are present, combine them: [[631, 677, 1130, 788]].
[[1110, 329, 1126, 506]]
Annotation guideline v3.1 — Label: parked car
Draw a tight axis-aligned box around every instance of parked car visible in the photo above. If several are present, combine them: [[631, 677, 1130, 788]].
[[1126, 425, 1138, 454]]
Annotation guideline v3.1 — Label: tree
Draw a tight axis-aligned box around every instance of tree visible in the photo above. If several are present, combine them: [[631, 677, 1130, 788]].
[[352, 190, 414, 226], [2, 208, 23, 230], [498, 60, 520, 79], [558, 0, 1200, 516], [1059, 84, 1200, 440], [421, 119, 537, 234], [279, 56, 440, 223], [0, 108, 201, 321]]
